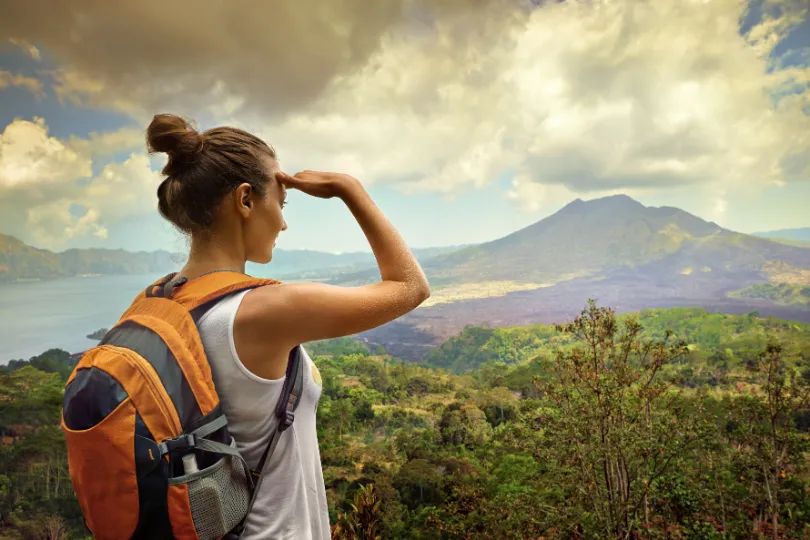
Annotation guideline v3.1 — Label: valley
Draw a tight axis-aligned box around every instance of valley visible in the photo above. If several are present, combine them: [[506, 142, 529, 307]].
[[3, 195, 810, 364]]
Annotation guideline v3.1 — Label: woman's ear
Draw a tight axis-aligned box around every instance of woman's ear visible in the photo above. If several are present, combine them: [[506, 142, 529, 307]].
[[235, 183, 253, 217]]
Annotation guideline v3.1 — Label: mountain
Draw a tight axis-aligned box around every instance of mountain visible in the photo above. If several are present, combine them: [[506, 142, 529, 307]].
[[752, 227, 810, 246], [0, 234, 180, 282], [333, 194, 810, 287], [251, 244, 468, 280], [0, 233, 465, 283], [349, 195, 810, 359], [424, 194, 726, 283]]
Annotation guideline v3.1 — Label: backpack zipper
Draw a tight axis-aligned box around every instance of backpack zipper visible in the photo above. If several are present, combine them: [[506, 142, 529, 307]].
[[102, 345, 182, 436]]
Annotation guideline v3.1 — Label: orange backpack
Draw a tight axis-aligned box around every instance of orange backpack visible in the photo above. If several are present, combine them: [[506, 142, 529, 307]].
[[61, 271, 305, 540]]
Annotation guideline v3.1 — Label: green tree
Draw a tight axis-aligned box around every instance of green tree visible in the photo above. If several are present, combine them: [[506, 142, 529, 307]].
[[0, 367, 83, 537], [535, 300, 707, 538], [439, 403, 492, 448], [394, 459, 444, 508], [727, 344, 810, 539], [331, 484, 382, 540]]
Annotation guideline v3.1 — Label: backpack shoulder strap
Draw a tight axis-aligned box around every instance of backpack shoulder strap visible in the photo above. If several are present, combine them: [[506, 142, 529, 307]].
[[230, 345, 306, 539], [257, 344, 305, 473], [143, 271, 280, 315]]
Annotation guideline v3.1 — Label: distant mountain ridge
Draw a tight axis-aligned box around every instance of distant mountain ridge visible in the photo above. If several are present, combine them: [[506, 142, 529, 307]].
[[753, 227, 810, 246], [0, 234, 180, 282], [4, 196, 808, 291], [0, 233, 465, 283], [333, 194, 810, 287]]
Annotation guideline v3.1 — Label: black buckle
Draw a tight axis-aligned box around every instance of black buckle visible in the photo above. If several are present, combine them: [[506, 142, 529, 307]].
[[145, 273, 178, 298], [279, 410, 295, 432], [164, 276, 188, 299], [162, 433, 196, 453]]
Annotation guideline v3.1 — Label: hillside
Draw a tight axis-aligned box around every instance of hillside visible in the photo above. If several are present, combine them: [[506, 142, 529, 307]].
[[0, 234, 180, 282], [730, 282, 810, 306], [0, 233, 463, 282], [336, 195, 810, 287], [424, 307, 810, 373], [349, 196, 810, 358]]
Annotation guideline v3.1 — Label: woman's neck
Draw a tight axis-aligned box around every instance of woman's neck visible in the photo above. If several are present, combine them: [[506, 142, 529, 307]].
[[181, 233, 246, 279]]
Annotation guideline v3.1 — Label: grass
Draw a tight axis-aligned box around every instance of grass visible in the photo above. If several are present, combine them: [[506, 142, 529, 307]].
[[421, 280, 552, 307], [763, 260, 810, 285]]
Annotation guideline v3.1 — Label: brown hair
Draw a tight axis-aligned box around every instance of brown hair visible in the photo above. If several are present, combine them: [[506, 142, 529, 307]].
[[146, 114, 276, 233]]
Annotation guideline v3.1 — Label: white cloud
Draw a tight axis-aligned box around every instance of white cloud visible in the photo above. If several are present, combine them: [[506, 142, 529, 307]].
[[247, 0, 809, 214], [83, 154, 161, 222], [67, 126, 145, 157], [0, 117, 90, 188], [1, 0, 809, 238], [0, 70, 45, 98], [0, 118, 159, 248], [26, 202, 109, 247], [505, 173, 632, 213]]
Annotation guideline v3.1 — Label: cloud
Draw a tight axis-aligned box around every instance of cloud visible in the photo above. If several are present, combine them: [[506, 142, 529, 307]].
[[0, 117, 90, 188], [26, 202, 109, 247], [7, 38, 41, 61], [0, 70, 45, 98], [256, 0, 810, 208], [505, 173, 629, 213], [0, 118, 160, 248], [2, 0, 809, 222], [66, 126, 145, 157], [0, 0, 452, 120]]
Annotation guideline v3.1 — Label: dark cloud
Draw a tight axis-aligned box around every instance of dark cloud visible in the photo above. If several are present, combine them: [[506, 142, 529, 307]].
[[0, 0, 527, 119]]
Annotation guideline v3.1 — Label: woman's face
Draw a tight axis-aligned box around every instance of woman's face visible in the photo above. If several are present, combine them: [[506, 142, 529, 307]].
[[242, 155, 287, 264]]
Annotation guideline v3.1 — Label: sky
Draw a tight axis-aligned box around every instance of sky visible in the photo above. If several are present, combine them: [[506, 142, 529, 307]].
[[0, 0, 809, 254]]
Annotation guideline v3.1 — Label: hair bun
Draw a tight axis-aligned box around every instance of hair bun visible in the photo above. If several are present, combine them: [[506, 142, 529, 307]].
[[146, 113, 204, 158]]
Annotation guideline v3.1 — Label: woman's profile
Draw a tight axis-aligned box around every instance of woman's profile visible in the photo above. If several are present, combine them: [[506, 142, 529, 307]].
[[146, 113, 431, 539]]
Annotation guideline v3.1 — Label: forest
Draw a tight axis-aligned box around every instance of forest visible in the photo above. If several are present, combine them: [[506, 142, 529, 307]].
[[2, 302, 810, 539]]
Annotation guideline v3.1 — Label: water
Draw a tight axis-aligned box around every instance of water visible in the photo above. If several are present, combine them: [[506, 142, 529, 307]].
[[0, 274, 166, 363]]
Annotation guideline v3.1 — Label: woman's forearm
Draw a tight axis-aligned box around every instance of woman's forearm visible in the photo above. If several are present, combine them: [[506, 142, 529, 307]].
[[338, 178, 430, 297]]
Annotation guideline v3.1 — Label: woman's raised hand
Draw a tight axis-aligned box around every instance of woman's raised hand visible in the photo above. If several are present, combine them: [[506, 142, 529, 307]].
[[275, 170, 359, 200]]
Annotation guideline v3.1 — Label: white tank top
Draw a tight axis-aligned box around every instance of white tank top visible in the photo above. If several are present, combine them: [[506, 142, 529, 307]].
[[197, 289, 331, 540]]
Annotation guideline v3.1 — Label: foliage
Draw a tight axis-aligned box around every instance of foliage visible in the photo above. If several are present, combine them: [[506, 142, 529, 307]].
[[535, 301, 708, 537], [724, 344, 810, 540], [0, 367, 85, 538], [1, 349, 77, 381], [729, 282, 810, 306], [2, 304, 810, 539], [426, 306, 810, 375], [306, 336, 372, 358], [331, 484, 382, 540]]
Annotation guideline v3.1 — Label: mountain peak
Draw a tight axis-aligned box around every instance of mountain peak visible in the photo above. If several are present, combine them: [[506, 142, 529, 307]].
[[487, 192, 724, 255], [558, 193, 645, 215], [586, 193, 645, 207]]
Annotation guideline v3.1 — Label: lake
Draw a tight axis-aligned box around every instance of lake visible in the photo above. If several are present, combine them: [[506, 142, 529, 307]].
[[0, 273, 166, 363]]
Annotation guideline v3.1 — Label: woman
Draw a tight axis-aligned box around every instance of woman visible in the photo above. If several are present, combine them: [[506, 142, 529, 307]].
[[146, 113, 430, 539]]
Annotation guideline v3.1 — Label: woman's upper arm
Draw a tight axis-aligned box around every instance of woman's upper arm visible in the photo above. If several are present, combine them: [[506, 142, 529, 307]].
[[236, 280, 430, 350]]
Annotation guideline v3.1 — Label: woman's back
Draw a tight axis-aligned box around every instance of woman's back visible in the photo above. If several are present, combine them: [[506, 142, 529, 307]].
[[198, 289, 330, 540]]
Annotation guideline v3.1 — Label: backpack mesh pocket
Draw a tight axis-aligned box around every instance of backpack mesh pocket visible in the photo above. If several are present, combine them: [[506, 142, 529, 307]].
[[169, 439, 251, 540]]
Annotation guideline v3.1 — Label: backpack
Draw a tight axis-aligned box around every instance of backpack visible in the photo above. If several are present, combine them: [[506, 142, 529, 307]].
[[60, 271, 305, 540]]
